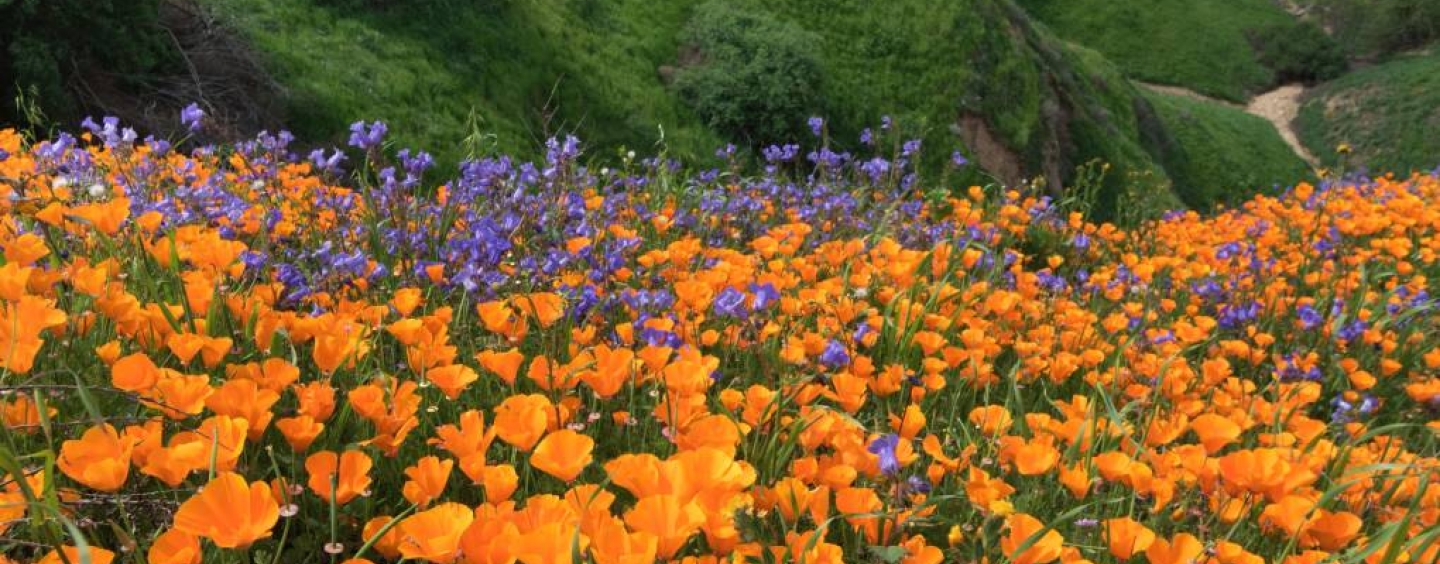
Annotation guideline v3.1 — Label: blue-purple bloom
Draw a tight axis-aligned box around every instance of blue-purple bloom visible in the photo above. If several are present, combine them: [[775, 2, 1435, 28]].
[[348, 121, 388, 151], [750, 283, 779, 310], [867, 434, 901, 476], [713, 287, 747, 319], [819, 339, 850, 368], [1297, 304, 1323, 330], [180, 103, 205, 132]]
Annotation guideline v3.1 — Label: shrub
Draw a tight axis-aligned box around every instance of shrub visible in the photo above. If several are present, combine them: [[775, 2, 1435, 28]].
[[671, 1, 825, 146], [0, 0, 176, 128], [1248, 20, 1348, 85], [1318, 0, 1440, 57]]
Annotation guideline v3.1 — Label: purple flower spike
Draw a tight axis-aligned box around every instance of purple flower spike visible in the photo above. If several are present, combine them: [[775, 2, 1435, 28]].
[[867, 434, 901, 476], [180, 103, 205, 132]]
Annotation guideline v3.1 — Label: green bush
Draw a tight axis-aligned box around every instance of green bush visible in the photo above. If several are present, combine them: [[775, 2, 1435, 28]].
[[0, 0, 176, 128], [1317, 0, 1440, 57], [671, 1, 825, 146], [1248, 20, 1348, 84]]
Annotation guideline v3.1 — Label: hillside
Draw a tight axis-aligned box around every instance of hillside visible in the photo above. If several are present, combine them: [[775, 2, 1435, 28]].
[[198, 0, 1312, 214], [1139, 88, 1311, 209], [3, 0, 1323, 215], [1016, 0, 1318, 101], [1297, 49, 1440, 175]]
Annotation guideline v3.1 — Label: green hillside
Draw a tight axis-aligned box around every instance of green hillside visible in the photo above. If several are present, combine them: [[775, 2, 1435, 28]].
[[1140, 89, 1311, 209], [200, 0, 1201, 212], [200, 0, 724, 161], [1297, 50, 1440, 175], [1017, 0, 1321, 101], [2, 0, 1326, 216]]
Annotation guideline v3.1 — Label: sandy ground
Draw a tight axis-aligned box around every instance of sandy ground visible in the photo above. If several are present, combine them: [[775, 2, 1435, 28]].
[[1246, 85, 1321, 168]]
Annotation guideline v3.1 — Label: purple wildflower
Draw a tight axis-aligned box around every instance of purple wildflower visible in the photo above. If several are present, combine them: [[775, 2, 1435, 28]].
[[180, 103, 205, 132], [819, 340, 850, 368], [867, 434, 901, 476]]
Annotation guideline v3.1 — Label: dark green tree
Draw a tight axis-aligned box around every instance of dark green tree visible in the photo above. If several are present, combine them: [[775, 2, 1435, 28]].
[[0, 0, 176, 129], [671, 0, 825, 147]]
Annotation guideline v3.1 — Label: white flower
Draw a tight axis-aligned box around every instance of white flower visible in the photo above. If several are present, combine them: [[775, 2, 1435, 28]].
[[87, 183, 107, 199]]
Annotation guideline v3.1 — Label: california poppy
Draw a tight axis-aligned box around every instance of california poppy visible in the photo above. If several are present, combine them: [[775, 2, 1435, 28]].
[[426, 364, 479, 399], [148, 528, 202, 564], [1144, 533, 1204, 564], [493, 394, 552, 452], [173, 471, 280, 548], [1104, 517, 1155, 560], [398, 502, 474, 563], [276, 415, 325, 452], [306, 449, 374, 505], [531, 429, 595, 483], [403, 456, 454, 507], [476, 348, 525, 386], [1002, 513, 1064, 564], [58, 423, 133, 492], [625, 494, 705, 559], [36, 546, 116, 564]]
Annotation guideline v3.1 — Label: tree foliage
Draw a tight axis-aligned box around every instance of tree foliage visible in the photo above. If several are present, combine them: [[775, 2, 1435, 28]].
[[671, 0, 825, 147], [0, 0, 177, 128], [1248, 20, 1348, 84]]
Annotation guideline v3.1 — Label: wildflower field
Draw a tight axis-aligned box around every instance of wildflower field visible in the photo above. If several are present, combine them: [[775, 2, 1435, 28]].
[[0, 115, 1436, 564]]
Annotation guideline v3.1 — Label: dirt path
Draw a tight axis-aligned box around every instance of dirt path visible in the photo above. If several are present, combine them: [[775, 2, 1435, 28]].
[[1139, 82, 1320, 168], [1245, 85, 1321, 167]]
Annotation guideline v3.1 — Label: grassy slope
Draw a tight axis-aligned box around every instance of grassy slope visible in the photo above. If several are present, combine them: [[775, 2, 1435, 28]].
[[204, 0, 1310, 214], [1017, 0, 1294, 102], [1297, 50, 1440, 174], [201, 0, 723, 165], [1140, 89, 1311, 209]]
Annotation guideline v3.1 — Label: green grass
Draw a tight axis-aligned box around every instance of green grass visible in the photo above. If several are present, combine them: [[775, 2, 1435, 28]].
[[201, 0, 723, 167], [1297, 50, 1440, 175], [1140, 89, 1312, 209], [748, 0, 1190, 215], [1017, 0, 1298, 102], [201, 0, 1319, 215]]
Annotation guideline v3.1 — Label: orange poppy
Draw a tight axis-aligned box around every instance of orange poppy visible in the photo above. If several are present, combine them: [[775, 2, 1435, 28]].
[[398, 502, 474, 563], [58, 423, 133, 492], [589, 515, 659, 564], [625, 494, 706, 558], [276, 415, 325, 452], [1104, 517, 1155, 560], [531, 429, 595, 483], [969, 405, 1013, 436], [1190, 414, 1242, 454], [1145, 533, 1204, 564], [512, 292, 565, 328], [403, 456, 454, 507], [478, 463, 520, 504], [0, 295, 66, 374], [148, 528, 202, 564], [1002, 513, 1064, 564], [205, 378, 280, 441], [150, 373, 213, 420], [36, 546, 116, 564], [111, 352, 161, 392], [426, 364, 479, 399], [476, 348, 525, 386], [306, 449, 374, 505], [493, 394, 552, 452], [173, 471, 280, 549]]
